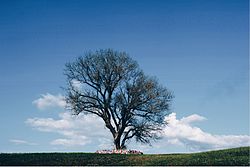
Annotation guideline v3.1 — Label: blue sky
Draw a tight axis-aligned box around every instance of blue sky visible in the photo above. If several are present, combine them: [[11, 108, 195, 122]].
[[0, 0, 249, 153]]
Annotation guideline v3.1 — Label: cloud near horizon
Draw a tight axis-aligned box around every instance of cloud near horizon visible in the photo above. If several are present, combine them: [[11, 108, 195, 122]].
[[26, 112, 112, 148], [163, 113, 250, 151], [27, 93, 250, 152]]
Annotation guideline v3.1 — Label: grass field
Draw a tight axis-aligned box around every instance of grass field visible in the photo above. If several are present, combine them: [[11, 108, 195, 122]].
[[0, 147, 249, 166]]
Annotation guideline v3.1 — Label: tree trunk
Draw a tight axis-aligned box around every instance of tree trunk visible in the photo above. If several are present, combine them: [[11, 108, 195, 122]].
[[114, 140, 121, 150], [114, 125, 127, 150], [114, 135, 121, 150]]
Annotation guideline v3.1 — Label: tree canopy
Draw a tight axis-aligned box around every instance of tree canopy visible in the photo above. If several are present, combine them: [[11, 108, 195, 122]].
[[64, 49, 173, 149]]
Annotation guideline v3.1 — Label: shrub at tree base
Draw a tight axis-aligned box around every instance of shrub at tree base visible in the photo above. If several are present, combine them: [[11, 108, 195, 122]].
[[95, 149, 143, 154]]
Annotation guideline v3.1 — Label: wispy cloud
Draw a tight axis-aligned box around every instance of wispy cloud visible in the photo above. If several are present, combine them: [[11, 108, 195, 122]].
[[50, 137, 90, 147], [204, 71, 248, 102], [26, 112, 112, 148], [163, 113, 250, 151], [32, 93, 66, 110], [10, 139, 37, 146]]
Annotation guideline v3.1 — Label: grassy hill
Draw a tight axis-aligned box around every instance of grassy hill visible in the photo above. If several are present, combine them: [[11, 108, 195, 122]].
[[0, 147, 249, 166]]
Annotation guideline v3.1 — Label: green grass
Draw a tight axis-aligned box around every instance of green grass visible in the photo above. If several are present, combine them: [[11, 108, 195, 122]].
[[0, 147, 249, 166]]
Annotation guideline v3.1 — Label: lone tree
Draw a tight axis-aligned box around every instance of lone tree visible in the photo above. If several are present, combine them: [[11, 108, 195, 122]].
[[64, 49, 173, 150]]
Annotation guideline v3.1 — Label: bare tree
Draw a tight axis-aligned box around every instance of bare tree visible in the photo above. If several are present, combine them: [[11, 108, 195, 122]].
[[64, 49, 173, 150]]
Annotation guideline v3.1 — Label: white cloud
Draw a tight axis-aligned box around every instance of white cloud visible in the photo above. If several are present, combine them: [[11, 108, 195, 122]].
[[163, 113, 250, 151], [26, 112, 73, 131], [26, 112, 112, 148], [28, 93, 250, 152], [32, 93, 66, 110], [26, 111, 250, 151], [10, 139, 37, 145]]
